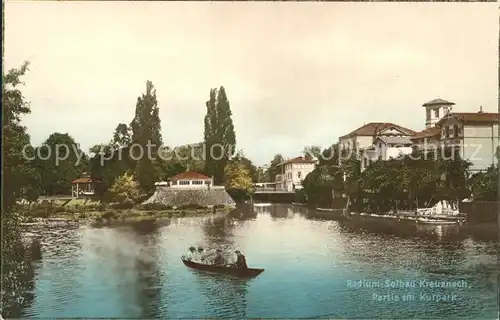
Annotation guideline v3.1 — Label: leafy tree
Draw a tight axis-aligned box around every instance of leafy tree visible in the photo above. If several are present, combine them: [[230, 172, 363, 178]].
[[231, 150, 258, 182], [358, 148, 471, 212], [303, 145, 322, 159], [112, 123, 132, 148], [2, 61, 38, 317], [319, 143, 340, 166], [130, 81, 163, 191], [302, 165, 338, 206], [109, 172, 142, 205], [266, 154, 284, 182], [469, 165, 499, 201], [2, 61, 38, 212], [224, 161, 254, 201], [256, 166, 269, 183], [171, 143, 205, 173], [34, 132, 87, 195], [203, 86, 236, 185], [89, 142, 134, 200]]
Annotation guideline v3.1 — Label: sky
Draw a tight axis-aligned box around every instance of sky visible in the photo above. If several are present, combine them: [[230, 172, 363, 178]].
[[5, 2, 498, 166]]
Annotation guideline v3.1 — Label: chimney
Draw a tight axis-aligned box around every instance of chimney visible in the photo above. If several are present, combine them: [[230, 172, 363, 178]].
[[478, 106, 484, 113]]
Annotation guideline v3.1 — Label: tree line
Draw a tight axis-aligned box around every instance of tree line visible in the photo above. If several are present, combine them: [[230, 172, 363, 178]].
[[300, 143, 499, 209], [3, 62, 268, 211], [4, 61, 498, 212]]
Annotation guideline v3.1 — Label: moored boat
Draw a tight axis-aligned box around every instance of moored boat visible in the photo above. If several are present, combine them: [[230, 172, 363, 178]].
[[181, 258, 265, 278]]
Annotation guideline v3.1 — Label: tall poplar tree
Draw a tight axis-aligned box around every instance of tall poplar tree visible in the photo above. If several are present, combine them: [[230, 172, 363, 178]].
[[130, 81, 163, 191], [203, 86, 236, 185]]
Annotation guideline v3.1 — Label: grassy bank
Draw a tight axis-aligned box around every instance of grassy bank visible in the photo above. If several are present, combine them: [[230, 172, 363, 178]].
[[16, 199, 234, 226]]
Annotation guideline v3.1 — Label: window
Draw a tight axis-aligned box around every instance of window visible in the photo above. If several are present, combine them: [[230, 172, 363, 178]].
[[297, 172, 302, 179], [426, 109, 431, 120], [454, 125, 460, 137], [204, 181, 211, 185], [192, 180, 203, 185], [434, 109, 439, 118], [179, 180, 190, 185], [445, 126, 450, 138]]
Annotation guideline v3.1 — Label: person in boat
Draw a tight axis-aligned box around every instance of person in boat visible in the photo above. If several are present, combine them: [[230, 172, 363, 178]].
[[233, 250, 248, 269], [197, 246, 205, 262], [184, 246, 197, 261], [212, 249, 226, 266]]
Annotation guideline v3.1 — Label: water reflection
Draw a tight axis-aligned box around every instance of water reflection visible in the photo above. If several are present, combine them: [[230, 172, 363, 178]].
[[9, 204, 498, 319], [338, 217, 469, 241], [2, 230, 39, 318], [229, 205, 257, 221], [125, 222, 164, 318], [193, 272, 249, 318], [252, 203, 306, 219], [202, 214, 235, 247]]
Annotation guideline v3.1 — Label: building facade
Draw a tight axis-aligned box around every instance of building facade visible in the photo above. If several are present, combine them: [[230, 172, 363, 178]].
[[71, 172, 97, 198], [411, 98, 499, 172], [338, 122, 416, 169], [360, 136, 414, 171], [435, 110, 499, 172], [422, 98, 455, 128], [158, 171, 214, 188], [275, 156, 316, 192]]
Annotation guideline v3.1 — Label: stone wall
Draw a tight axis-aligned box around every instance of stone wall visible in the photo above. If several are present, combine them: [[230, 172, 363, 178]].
[[143, 186, 236, 207]]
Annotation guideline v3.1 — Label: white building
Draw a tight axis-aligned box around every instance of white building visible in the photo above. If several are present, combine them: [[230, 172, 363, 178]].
[[338, 122, 416, 156], [338, 122, 416, 171], [412, 98, 499, 173], [435, 109, 499, 172], [156, 171, 214, 188], [275, 156, 316, 192], [360, 136, 414, 171], [422, 98, 456, 128]]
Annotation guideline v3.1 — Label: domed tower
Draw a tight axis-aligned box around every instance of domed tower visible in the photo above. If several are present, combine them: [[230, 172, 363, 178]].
[[422, 98, 455, 128]]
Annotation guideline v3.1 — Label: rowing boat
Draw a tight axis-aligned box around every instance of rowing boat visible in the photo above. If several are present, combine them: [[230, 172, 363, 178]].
[[181, 258, 265, 278]]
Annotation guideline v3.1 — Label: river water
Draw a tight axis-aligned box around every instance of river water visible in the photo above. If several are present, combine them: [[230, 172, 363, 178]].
[[7, 204, 499, 318]]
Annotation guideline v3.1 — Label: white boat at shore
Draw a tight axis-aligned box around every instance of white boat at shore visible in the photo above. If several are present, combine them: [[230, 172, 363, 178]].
[[347, 201, 466, 225], [415, 217, 460, 225]]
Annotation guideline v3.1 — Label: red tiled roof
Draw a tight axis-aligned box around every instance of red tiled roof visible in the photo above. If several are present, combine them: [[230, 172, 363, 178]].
[[437, 112, 499, 125], [422, 98, 455, 107], [339, 122, 416, 139], [72, 177, 94, 184], [411, 127, 441, 140], [279, 156, 316, 166], [170, 171, 211, 181]]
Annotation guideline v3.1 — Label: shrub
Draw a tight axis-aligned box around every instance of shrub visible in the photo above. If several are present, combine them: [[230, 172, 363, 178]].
[[101, 211, 116, 221], [97, 203, 108, 212], [53, 206, 67, 213], [78, 212, 88, 219], [109, 173, 142, 205]]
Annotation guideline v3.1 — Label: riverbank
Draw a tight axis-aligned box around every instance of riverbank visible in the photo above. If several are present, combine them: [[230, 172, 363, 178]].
[[16, 200, 235, 227]]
